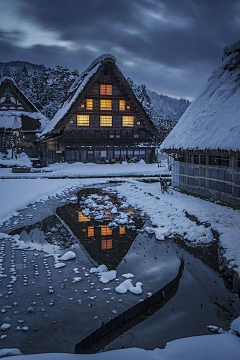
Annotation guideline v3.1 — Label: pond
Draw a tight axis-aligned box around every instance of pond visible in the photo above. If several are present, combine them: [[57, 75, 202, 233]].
[[0, 185, 239, 354]]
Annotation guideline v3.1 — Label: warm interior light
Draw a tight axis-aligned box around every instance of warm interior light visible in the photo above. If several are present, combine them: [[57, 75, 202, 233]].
[[101, 225, 112, 236], [100, 84, 112, 95], [77, 115, 90, 126], [101, 239, 112, 249], [86, 99, 93, 110], [100, 115, 112, 127], [88, 226, 94, 237], [100, 99, 112, 110], [119, 227, 125, 235], [122, 116, 134, 127], [78, 211, 90, 222], [119, 100, 125, 111]]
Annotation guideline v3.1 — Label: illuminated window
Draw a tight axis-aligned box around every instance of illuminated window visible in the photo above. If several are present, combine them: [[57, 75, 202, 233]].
[[86, 99, 93, 110], [77, 115, 89, 126], [100, 99, 112, 110], [81, 104, 85, 108], [127, 105, 131, 109], [88, 226, 94, 237], [122, 116, 134, 127], [101, 239, 112, 250], [119, 227, 125, 235], [100, 84, 112, 95], [119, 100, 125, 111], [101, 225, 112, 236], [78, 211, 90, 222], [137, 121, 140, 126], [100, 116, 112, 127]]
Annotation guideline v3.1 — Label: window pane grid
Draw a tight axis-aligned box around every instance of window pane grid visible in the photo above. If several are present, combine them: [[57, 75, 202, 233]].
[[77, 115, 89, 126], [100, 115, 112, 127], [122, 116, 134, 127], [86, 99, 93, 110], [119, 100, 125, 111], [100, 99, 112, 110], [100, 84, 112, 95]]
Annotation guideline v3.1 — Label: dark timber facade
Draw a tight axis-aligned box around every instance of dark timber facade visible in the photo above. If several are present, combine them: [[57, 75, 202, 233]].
[[40, 55, 159, 165]]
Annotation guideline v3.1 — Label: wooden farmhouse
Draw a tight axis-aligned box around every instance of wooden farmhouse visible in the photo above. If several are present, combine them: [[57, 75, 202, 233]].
[[161, 40, 240, 205], [40, 54, 159, 165], [0, 77, 48, 158]]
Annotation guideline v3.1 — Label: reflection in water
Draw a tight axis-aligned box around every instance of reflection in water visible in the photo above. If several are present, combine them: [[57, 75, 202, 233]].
[[56, 188, 141, 269]]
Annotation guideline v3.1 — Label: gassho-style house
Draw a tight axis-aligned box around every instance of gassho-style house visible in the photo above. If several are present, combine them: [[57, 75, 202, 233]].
[[161, 39, 240, 205], [39, 54, 159, 165]]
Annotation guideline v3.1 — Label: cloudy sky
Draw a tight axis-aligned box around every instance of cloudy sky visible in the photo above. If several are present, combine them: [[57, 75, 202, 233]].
[[1, 0, 240, 99]]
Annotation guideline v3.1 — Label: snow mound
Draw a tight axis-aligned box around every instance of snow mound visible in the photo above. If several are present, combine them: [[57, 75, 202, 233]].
[[98, 270, 117, 284], [90, 264, 108, 273], [0, 348, 22, 357], [115, 280, 143, 295], [54, 262, 66, 269], [231, 316, 240, 336], [59, 251, 76, 261]]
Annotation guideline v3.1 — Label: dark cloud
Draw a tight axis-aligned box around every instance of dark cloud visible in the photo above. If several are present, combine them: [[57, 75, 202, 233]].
[[1, 0, 240, 98]]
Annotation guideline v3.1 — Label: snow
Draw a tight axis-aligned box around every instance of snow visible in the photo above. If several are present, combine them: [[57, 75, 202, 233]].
[[231, 317, 240, 336], [111, 180, 240, 274], [54, 262, 66, 269], [98, 270, 117, 284], [0, 151, 32, 167], [223, 38, 240, 55], [90, 265, 108, 273], [40, 58, 103, 136], [0, 323, 11, 330], [59, 251, 76, 261], [115, 280, 143, 295], [161, 41, 240, 151], [1, 326, 240, 360]]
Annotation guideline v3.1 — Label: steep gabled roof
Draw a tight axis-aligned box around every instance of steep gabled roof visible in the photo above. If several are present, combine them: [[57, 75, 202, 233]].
[[0, 77, 49, 131], [161, 39, 240, 152], [40, 54, 159, 138]]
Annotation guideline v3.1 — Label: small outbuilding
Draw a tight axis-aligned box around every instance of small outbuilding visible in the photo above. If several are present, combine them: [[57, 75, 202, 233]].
[[161, 40, 240, 205], [0, 77, 48, 158]]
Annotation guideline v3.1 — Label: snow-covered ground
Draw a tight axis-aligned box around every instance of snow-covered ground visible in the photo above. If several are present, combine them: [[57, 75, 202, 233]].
[[0, 165, 240, 359], [0, 160, 170, 178], [1, 318, 240, 360]]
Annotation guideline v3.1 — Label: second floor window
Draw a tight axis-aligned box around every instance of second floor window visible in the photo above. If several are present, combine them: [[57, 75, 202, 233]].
[[77, 115, 89, 126], [100, 115, 112, 127], [100, 84, 112, 95], [100, 99, 112, 110], [122, 116, 134, 127], [119, 100, 125, 111], [86, 99, 93, 110]]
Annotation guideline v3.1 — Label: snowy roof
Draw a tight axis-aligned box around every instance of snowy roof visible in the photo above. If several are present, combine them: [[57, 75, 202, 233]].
[[161, 40, 240, 152], [41, 54, 116, 137], [0, 77, 49, 131], [223, 39, 240, 56]]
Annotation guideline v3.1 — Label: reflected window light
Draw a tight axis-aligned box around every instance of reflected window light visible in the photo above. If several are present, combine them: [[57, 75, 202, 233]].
[[119, 227, 125, 235], [88, 226, 94, 237], [78, 211, 90, 222], [101, 239, 112, 250], [101, 225, 112, 236]]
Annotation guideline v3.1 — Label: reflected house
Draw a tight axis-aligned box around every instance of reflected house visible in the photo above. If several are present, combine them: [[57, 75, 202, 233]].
[[39, 54, 159, 165], [56, 198, 137, 269]]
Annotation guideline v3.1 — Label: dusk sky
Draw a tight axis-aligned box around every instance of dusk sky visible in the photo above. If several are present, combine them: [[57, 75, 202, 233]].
[[1, 0, 240, 100]]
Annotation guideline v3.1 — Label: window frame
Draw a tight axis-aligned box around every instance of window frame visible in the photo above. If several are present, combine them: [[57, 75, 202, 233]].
[[100, 99, 112, 110], [77, 114, 90, 127], [86, 99, 93, 110], [119, 100, 126, 111], [100, 115, 112, 127], [122, 116, 134, 127], [100, 84, 112, 95]]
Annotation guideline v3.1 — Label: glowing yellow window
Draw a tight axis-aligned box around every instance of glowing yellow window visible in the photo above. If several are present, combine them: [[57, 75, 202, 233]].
[[81, 104, 85, 108], [119, 227, 125, 235], [101, 225, 112, 236], [100, 99, 112, 110], [122, 116, 134, 127], [86, 99, 93, 110], [77, 115, 89, 126], [101, 239, 112, 250], [119, 100, 125, 111], [78, 211, 90, 222], [100, 84, 112, 95], [88, 226, 94, 237], [127, 105, 131, 109], [100, 115, 112, 127], [137, 121, 140, 126]]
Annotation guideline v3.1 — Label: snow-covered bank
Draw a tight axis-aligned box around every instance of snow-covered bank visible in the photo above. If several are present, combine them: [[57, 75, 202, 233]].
[[111, 180, 240, 275], [0, 178, 108, 226], [0, 161, 170, 178], [1, 318, 240, 359]]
